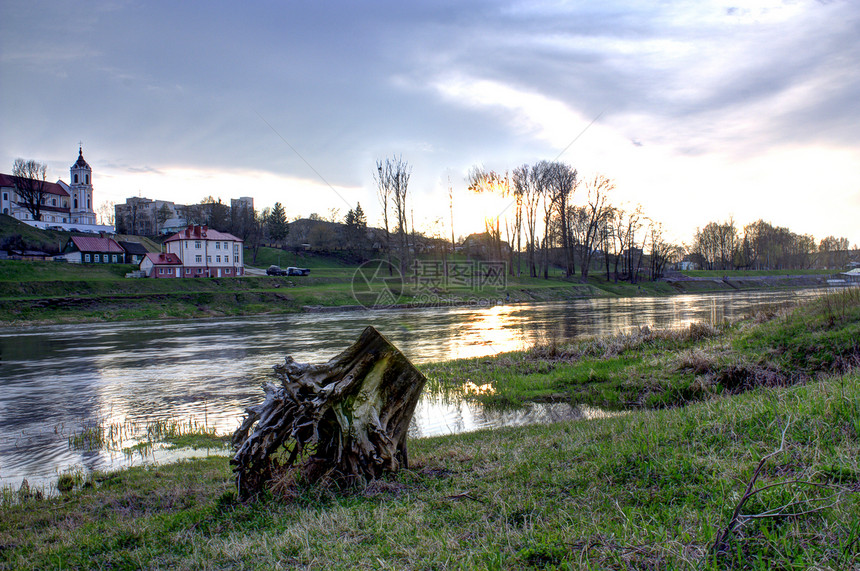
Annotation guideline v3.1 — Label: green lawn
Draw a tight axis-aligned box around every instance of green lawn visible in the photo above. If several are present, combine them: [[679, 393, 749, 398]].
[[680, 269, 836, 277]]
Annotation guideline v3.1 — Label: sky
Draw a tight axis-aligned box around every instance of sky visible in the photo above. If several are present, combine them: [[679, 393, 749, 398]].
[[1, 0, 859, 246]]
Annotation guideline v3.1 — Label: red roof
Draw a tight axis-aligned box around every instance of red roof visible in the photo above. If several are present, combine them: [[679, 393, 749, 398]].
[[142, 252, 182, 266], [70, 236, 124, 253], [0, 173, 69, 197], [164, 225, 243, 243]]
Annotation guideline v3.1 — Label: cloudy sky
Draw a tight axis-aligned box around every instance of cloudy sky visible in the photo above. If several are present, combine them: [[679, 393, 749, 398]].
[[1, 0, 858, 245]]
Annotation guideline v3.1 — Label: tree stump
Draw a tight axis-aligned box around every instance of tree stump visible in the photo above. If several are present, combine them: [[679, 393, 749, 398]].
[[231, 326, 427, 499]]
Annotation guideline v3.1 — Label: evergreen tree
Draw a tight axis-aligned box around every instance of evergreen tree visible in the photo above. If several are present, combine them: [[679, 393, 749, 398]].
[[267, 202, 289, 245], [344, 202, 368, 256]]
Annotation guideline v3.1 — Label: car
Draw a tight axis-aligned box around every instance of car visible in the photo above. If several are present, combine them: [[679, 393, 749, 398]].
[[266, 265, 288, 276], [286, 267, 311, 276]]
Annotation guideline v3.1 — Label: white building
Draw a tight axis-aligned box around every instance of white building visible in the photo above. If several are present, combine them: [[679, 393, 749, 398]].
[[0, 147, 100, 228], [163, 224, 245, 277]]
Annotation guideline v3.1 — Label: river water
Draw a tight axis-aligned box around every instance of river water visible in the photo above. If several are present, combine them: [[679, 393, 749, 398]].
[[0, 288, 826, 489]]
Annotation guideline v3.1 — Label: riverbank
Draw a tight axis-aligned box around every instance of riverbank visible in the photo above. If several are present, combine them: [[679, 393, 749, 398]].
[[2, 380, 856, 568], [1, 290, 857, 569], [423, 287, 860, 411], [0, 259, 840, 326]]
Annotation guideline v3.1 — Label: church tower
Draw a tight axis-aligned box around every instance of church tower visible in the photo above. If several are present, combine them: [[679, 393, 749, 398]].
[[69, 146, 96, 225]]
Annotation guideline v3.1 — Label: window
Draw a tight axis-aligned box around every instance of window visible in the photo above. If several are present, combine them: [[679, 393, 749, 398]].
[[94, 254, 100, 263], [195, 255, 202, 263], [74, 198, 78, 209], [52, 198, 56, 206], [185, 243, 188, 249], [113, 255, 118, 263], [195, 241, 201, 248], [84, 254, 91, 262], [158, 268, 164, 275], [215, 242, 220, 250], [206, 256, 212, 263], [86, 175, 89, 184], [215, 255, 221, 263], [224, 256, 230, 263], [224, 242, 229, 249], [225, 268, 231, 274], [2, 192, 6, 200], [74, 174, 78, 183], [185, 268, 191, 275]]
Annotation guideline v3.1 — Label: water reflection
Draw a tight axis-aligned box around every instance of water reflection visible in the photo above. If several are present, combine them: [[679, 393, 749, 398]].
[[0, 288, 828, 488], [409, 397, 621, 438]]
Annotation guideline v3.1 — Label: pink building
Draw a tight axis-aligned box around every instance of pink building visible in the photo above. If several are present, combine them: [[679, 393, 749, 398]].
[[139, 252, 183, 278], [163, 225, 244, 278]]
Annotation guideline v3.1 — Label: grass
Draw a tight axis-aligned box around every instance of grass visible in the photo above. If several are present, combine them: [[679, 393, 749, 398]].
[[0, 250, 845, 326], [680, 269, 837, 278], [1, 372, 857, 569], [1, 291, 858, 568], [67, 417, 230, 455]]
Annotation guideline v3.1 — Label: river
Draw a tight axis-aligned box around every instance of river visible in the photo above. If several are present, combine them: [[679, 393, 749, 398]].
[[0, 288, 826, 489]]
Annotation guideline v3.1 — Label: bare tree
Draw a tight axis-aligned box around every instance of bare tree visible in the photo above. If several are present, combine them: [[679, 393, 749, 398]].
[[513, 164, 541, 277], [375, 159, 393, 273], [376, 156, 412, 275], [693, 219, 739, 270], [647, 220, 676, 281], [576, 174, 614, 283], [12, 159, 49, 221], [156, 204, 173, 233], [609, 206, 643, 282], [467, 166, 509, 264], [533, 161, 556, 279], [818, 235, 851, 269], [448, 176, 456, 260], [95, 200, 116, 226], [547, 162, 577, 277]]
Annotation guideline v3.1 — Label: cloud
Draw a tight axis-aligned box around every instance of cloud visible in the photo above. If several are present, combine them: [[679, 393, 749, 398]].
[[1, 0, 858, 244]]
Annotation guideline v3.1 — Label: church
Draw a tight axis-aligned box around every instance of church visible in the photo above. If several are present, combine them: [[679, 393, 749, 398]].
[[0, 147, 99, 228]]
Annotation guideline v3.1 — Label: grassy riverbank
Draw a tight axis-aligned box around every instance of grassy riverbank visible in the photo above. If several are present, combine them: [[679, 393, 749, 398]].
[[1, 290, 858, 569], [0, 254, 839, 326], [1, 375, 857, 569]]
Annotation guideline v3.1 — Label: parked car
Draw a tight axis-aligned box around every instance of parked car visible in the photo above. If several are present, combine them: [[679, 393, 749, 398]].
[[286, 267, 311, 276], [266, 265, 288, 276]]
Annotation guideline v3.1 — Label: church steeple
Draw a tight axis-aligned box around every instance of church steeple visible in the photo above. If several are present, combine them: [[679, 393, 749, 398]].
[[71, 145, 91, 185], [69, 145, 95, 223], [73, 146, 90, 170]]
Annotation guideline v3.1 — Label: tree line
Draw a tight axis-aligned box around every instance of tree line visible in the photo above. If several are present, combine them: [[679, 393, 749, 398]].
[[466, 161, 679, 283], [690, 218, 853, 271], [11, 155, 853, 274]]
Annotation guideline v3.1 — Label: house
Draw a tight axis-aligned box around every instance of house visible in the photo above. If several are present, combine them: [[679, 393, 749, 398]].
[[841, 268, 860, 282], [139, 253, 183, 278], [462, 232, 511, 260], [63, 235, 125, 264], [118, 241, 150, 264], [7, 249, 52, 261], [0, 147, 100, 229], [163, 224, 244, 277]]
